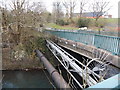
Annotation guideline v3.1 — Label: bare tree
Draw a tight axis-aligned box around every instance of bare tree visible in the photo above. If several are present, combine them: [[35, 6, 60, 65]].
[[30, 2, 46, 14], [1, 8, 8, 29], [10, 0, 26, 30], [0, 1, 8, 30], [79, 0, 88, 17], [63, 1, 69, 20], [52, 1, 63, 23], [28, 2, 46, 26], [9, 0, 27, 44], [63, 0, 76, 22], [69, 0, 76, 20], [91, 0, 111, 21]]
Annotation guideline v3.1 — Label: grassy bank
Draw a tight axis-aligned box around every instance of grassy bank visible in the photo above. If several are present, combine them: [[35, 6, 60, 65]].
[[47, 18, 118, 32]]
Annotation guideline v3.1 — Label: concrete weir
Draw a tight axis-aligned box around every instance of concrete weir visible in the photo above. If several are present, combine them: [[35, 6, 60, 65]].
[[54, 37, 120, 68]]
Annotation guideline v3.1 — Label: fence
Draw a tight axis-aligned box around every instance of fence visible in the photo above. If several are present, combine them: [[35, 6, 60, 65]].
[[46, 28, 119, 36], [46, 30, 120, 55]]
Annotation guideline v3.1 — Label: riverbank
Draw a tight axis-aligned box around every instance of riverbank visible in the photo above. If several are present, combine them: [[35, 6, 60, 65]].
[[2, 27, 57, 70]]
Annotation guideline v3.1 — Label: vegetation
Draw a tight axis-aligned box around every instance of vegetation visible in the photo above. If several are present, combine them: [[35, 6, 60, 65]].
[[47, 23, 79, 30], [56, 19, 65, 26], [47, 18, 117, 32], [77, 18, 91, 28], [2, 27, 57, 70]]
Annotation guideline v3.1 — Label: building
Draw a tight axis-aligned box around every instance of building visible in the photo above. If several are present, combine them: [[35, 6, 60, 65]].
[[73, 12, 112, 18]]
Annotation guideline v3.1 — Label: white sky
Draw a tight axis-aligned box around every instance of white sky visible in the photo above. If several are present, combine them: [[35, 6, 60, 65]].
[[30, 0, 119, 18], [1, 0, 120, 18]]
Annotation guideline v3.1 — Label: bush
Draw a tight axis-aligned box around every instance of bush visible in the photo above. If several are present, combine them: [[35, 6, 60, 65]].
[[64, 21, 70, 25], [40, 24, 43, 27], [95, 19, 107, 27], [56, 19, 65, 26], [77, 18, 90, 28], [23, 37, 46, 56]]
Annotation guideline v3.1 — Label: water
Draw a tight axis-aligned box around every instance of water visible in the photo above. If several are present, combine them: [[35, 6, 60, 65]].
[[2, 70, 53, 88], [61, 45, 120, 79]]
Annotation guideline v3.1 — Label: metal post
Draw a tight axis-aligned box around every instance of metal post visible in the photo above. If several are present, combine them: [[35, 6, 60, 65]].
[[35, 50, 70, 89]]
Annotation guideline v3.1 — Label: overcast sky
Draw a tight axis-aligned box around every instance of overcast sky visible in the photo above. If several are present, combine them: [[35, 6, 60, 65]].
[[1, 0, 119, 18]]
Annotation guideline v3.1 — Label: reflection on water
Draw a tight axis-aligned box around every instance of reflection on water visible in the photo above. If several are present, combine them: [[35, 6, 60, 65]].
[[2, 70, 53, 88]]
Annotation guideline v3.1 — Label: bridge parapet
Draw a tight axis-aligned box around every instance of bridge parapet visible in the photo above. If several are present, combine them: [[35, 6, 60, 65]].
[[46, 30, 120, 56]]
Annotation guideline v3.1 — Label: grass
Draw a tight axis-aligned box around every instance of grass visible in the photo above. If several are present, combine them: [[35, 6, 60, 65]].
[[105, 18, 118, 23], [47, 23, 79, 30]]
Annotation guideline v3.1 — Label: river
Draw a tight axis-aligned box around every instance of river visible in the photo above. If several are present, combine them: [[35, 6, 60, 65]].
[[2, 70, 54, 88]]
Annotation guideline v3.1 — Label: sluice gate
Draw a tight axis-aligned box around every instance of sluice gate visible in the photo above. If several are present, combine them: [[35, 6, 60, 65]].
[[46, 40, 112, 89]]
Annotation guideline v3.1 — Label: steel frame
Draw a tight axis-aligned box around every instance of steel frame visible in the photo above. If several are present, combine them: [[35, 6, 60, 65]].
[[46, 40, 109, 88]]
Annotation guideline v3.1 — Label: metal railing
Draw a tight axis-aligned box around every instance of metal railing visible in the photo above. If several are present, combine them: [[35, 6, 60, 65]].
[[94, 35, 120, 55], [46, 28, 119, 36], [46, 30, 120, 55]]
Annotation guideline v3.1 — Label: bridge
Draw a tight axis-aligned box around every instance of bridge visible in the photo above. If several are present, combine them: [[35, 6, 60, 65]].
[[37, 28, 120, 89]]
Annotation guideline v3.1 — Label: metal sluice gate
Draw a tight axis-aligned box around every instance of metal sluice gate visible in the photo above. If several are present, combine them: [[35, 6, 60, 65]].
[[46, 40, 111, 89]]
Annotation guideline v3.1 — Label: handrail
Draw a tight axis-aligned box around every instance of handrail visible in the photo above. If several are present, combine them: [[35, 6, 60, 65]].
[[46, 29, 120, 55], [46, 28, 119, 36]]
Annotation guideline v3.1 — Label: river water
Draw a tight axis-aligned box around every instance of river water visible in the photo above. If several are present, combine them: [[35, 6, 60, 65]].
[[2, 70, 54, 88]]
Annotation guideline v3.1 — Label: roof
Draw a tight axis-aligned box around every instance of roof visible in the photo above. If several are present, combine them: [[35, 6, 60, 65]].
[[73, 12, 103, 17]]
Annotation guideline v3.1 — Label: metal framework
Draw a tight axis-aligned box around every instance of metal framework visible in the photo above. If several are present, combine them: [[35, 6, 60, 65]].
[[46, 40, 110, 88]]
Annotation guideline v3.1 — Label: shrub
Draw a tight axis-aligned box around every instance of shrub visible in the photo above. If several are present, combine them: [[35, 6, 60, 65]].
[[64, 21, 70, 25], [40, 24, 43, 27], [23, 37, 46, 56], [77, 18, 90, 28], [56, 19, 65, 26]]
